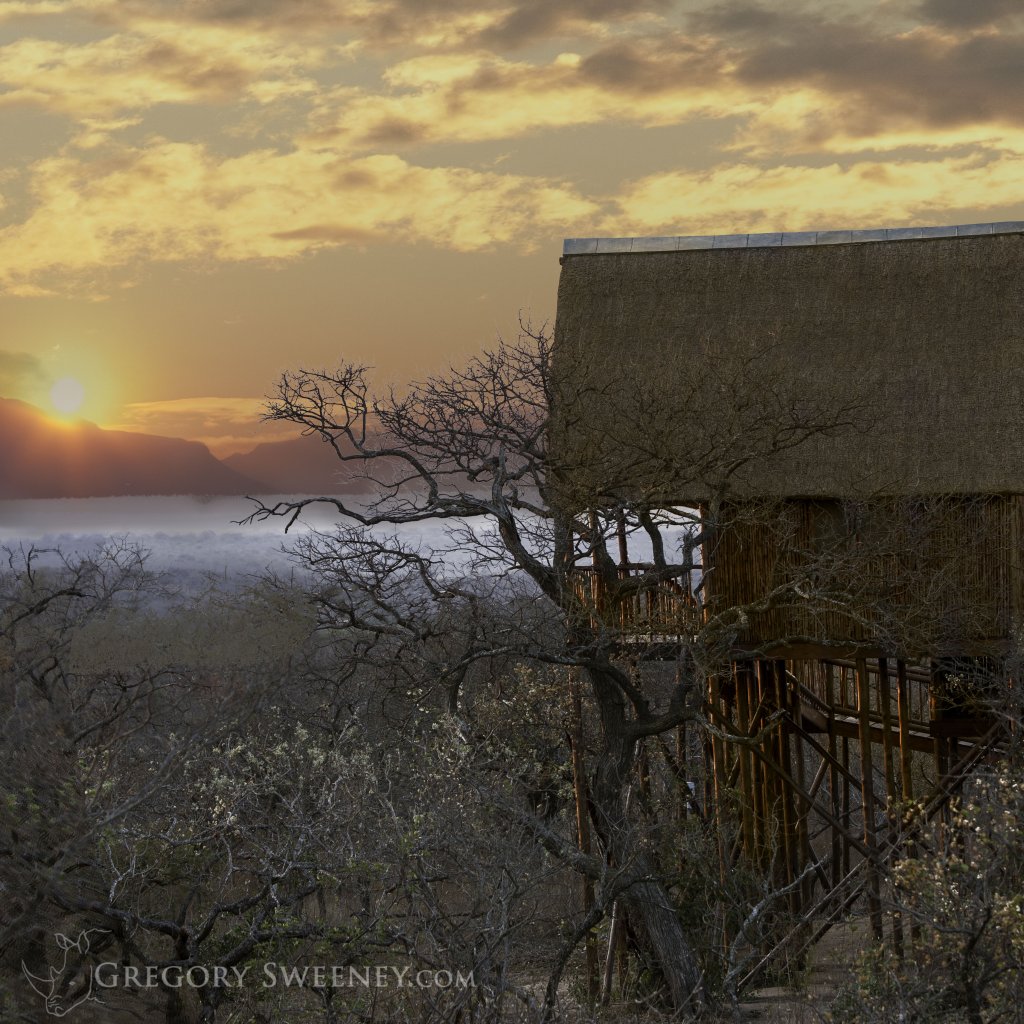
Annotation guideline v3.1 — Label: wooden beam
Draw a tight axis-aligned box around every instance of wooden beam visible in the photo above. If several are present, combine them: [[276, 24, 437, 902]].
[[877, 657, 897, 807], [896, 659, 914, 802], [709, 672, 728, 886], [830, 717, 935, 755], [793, 673, 816, 911], [776, 660, 799, 909], [841, 734, 851, 878], [703, 700, 877, 864], [856, 658, 884, 941], [929, 716, 998, 738], [569, 671, 599, 1004], [787, 717, 889, 813], [828, 702, 842, 893], [734, 662, 756, 861]]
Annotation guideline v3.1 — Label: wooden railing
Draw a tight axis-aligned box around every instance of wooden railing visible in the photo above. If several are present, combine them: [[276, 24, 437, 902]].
[[569, 564, 702, 638], [794, 658, 932, 732]]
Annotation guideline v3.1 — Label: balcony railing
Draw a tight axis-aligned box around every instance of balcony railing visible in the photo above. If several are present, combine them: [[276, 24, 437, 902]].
[[569, 564, 702, 638]]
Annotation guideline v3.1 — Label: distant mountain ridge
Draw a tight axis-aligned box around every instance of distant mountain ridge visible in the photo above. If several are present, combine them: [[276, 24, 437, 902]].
[[0, 398, 370, 499], [0, 398, 264, 498], [222, 433, 371, 495]]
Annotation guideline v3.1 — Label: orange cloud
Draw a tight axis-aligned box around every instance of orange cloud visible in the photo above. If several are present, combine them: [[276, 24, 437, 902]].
[[61, 0, 669, 52], [0, 142, 598, 294], [305, 44, 750, 150], [606, 154, 1024, 235], [0, 25, 323, 121], [3, 0, 1024, 302], [0, 1, 71, 19]]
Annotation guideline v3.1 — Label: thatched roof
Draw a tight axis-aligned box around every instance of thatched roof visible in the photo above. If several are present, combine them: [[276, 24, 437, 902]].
[[550, 224, 1024, 508]]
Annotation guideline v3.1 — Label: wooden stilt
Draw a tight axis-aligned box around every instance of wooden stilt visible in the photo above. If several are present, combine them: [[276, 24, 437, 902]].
[[896, 660, 914, 802], [930, 663, 950, 848], [838, 665, 853, 881], [752, 664, 768, 865], [569, 671, 599, 1004], [828, 706, 842, 893], [876, 658, 904, 956], [896, 659, 920, 946], [709, 673, 729, 896], [856, 658, 884, 941], [709, 676, 725, 810], [774, 660, 799, 910], [877, 658, 897, 806], [735, 662, 756, 861], [704, 701, 877, 863], [759, 660, 783, 874], [791, 664, 813, 911], [841, 734, 852, 878]]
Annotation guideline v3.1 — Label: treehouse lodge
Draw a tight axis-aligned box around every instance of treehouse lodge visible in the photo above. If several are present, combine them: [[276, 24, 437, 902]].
[[550, 222, 1024, 963]]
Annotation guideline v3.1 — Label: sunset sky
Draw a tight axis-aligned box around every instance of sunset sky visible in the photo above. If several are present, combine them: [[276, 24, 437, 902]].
[[1, 0, 1022, 455]]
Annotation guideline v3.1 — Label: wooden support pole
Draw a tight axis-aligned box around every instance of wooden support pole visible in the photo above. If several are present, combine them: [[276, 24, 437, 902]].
[[856, 658, 884, 941], [774, 660, 798, 909], [877, 657, 903, 957], [877, 658, 897, 807], [759, 660, 782, 873], [709, 676, 726, 820], [752, 664, 767, 864], [821, 661, 840, 895], [829, 704, 842, 893], [791, 664, 812, 911], [896, 658, 919, 946], [702, 700, 877, 862], [930, 663, 949, 846], [735, 662, 756, 861], [841, 734, 851, 878], [896, 660, 914, 802], [709, 673, 728, 891], [787, 717, 889, 816], [753, 660, 765, 837], [569, 671, 599, 1005]]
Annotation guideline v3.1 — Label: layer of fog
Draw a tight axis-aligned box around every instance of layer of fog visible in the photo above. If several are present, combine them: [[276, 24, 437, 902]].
[[0, 496, 698, 606]]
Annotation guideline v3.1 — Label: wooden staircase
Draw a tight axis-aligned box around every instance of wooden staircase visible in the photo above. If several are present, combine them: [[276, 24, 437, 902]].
[[703, 656, 1007, 996]]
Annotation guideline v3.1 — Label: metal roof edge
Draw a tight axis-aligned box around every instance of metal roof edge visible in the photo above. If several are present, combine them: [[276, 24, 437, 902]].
[[562, 221, 1024, 256]]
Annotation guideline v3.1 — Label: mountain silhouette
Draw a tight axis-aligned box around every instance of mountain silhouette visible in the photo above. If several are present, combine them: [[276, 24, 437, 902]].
[[0, 398, 266, 498], [223, 433, 373, 495]]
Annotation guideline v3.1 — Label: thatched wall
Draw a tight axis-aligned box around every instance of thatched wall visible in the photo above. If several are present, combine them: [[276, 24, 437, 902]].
[[550, 231, 1024, 507], [704, 496, 1024, 655]]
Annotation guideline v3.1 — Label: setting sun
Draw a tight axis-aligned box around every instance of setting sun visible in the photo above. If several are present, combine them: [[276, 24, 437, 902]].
[[50, 377, 86, 416]]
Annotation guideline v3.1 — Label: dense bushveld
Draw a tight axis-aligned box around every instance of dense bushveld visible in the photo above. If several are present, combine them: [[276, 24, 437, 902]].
[[2, 545, 1023, 1024]]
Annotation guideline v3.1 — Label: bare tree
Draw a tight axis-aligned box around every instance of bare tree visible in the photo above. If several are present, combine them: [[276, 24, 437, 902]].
[[0, 545, 561, 1024], [246, 324, 870, 1018]]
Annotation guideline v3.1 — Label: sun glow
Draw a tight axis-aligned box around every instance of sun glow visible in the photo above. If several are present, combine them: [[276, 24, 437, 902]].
[[50, 376, 86, 416]]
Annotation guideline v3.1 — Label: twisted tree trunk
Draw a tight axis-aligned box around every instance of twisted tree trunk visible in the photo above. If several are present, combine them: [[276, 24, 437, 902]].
[[585, 661, 705, 1017]]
